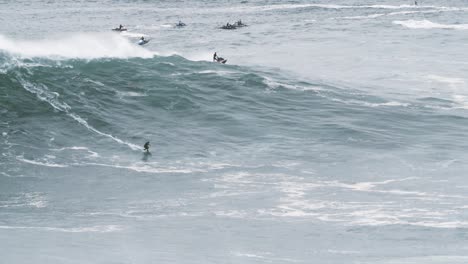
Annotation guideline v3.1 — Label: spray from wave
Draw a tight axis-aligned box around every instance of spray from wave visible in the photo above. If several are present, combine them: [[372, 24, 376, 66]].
[[0, 33, 155, 59]]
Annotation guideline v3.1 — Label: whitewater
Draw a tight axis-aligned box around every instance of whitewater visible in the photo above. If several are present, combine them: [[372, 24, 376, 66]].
[[1, 0, 468, 263]]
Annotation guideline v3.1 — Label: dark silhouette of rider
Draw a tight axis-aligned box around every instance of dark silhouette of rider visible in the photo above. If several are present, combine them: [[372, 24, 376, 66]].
[[144, 141, 150, 152]]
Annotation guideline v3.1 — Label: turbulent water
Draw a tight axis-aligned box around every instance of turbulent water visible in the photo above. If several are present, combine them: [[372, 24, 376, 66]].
[[1, 0, 468, 263]]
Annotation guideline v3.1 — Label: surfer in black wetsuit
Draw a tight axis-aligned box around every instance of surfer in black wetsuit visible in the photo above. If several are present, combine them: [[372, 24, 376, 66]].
[[213, 52, 218, 61], [119, 24, 123, 30], [414, 1, 417, 5], [144, 141, 150, 152]]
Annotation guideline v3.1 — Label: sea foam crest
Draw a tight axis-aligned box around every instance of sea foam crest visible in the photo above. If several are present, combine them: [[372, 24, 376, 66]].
[[0, 33, 155, 59], [393, 19, 468, 30]]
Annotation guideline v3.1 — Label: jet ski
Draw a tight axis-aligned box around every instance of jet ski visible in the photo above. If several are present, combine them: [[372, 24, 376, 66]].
[[112, 27, 127, 32], [215, 57, 227, 64], [176, 22, 186, 27], [221, 24, 237, 30], [138, 39, 150, 45]]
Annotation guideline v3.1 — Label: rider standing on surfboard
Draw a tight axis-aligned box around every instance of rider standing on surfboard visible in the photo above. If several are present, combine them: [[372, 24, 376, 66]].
[[144, 141, 150, 152]]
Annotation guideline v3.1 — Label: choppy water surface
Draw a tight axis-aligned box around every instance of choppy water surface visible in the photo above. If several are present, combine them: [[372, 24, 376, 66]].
[[1, 1, 468, 263]]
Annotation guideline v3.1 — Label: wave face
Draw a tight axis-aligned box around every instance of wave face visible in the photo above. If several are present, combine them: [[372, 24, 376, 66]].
[[2, 1, 468, 263]]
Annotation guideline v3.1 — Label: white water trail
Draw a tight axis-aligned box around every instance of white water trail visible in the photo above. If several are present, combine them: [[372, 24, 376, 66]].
[[17, 77, 141, 151]]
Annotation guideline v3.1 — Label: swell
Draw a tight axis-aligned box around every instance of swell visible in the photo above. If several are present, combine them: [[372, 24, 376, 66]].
[[2, 47, 467, 172], [0, 53, 374, 156]]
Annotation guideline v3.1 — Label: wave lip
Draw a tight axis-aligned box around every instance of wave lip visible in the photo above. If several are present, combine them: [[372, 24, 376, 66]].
[[0, 33, 155, 59], [393, 19, 468, 30]]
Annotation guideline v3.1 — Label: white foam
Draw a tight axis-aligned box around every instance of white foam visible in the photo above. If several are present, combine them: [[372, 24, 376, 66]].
[[69, 114, 140, 150], [214, 210, 248, 218], [16, 156, 68, 168], [83, 78, 105, 87], [327, 249, 360, 255], [17, 78, 71, 112], [214, 3, 317, 13], [207, 190, 253, 198], [77, 162, 198, 174], [364, 101, 410, 107], [0, 172, 12, 178], [120, 31, 148, 38], [17, 78, 140, 151], [387, 9, 446, 16], [234, 252, 268, 259], [258, 4, 327, 11], [117, 91, 147, 97], [316, 92, 409, 108], [51, 146, 99, 158], [206, 169, 468, 229], [426, 75, 465, 85], [181, 51, 214, 62], [263, 77, 322, 91], [204, 3, 439, 14], [0, 33, 155, 59], [351, 218, 468, 229], [426, 75, 468, 108], [341, 13, 386, 20], [393, 20, 468, 30], [233, 252, 300, 263], [0, 225, 122, 233], [0, 192, 47, 208], [241, 4, 421, 12], [197, 70, 236, 76], [366, 4, 416, 9], [338, 9, 443, 20], [263, 4, 423, 10], [51, 146, 90, 151]]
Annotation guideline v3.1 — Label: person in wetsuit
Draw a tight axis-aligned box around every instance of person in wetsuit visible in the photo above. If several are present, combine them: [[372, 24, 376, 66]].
[[144, 141, 150, 152]]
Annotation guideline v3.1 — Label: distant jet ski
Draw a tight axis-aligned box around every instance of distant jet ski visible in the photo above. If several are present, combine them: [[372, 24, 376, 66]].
[[221, 23, 237, 30], [212, 52, 227, 64], [112, 25, 127, 32], [138, 39, 150, 45], [176, 21, 186, 27]]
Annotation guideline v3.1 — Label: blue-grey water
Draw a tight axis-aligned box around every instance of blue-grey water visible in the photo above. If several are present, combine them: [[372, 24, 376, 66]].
[[1, 1, 468, 263]]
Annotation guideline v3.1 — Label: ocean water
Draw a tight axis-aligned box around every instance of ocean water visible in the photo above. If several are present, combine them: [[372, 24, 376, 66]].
[[1, 0, 468, 263]]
